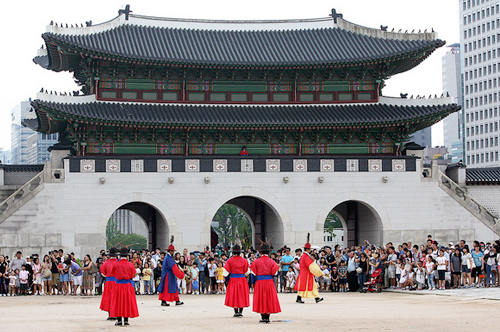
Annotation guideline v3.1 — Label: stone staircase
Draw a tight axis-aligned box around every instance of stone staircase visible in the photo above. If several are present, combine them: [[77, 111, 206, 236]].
[[437, 170, 500, 236], [0, 185, 20, 201], [0, 171, 45, 224]]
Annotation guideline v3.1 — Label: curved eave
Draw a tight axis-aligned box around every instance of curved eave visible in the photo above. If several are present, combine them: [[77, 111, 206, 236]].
[[30, 99, 460, 135], [36, 27, 444, 73]]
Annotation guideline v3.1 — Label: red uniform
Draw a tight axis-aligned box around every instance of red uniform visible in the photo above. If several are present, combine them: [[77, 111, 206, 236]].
[[109, 259, 139, 319], [294, 252, 315, 291], [99, 258, 117, 312], [250, 255, 281, 314], [224, 256, 250, 308]]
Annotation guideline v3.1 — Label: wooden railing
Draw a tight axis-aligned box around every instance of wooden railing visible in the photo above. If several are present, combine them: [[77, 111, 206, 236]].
[[0, 171, 45, 223]]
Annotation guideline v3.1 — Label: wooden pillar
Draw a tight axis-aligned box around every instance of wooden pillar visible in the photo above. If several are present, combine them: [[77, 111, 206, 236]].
[[254, 199, 265, 245], [148, 205, 157, 251], [346, 202, 358, 248]]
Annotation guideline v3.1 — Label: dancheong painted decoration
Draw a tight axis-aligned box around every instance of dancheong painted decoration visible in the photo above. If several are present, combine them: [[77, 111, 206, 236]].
[[26, 6, 460, 156]]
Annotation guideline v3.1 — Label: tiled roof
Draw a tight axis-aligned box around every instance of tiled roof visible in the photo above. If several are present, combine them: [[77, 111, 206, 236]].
[[40, 24, 443, 68], [0, 164, 44, 172], [466, 167, 500, 184], [31, 99, 459, 133]]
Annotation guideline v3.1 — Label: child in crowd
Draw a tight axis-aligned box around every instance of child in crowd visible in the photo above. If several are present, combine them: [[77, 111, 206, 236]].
[[215, 262, 225, 294], [208, 258, 217, 294], [133, 263, 141, 295], [94, 261, 103, 295], [292, 258, 300, 276], [395, 258, 402, 288], [338, 260, 348, 292], [19, 265, 29, 295], [426, 255, 436, 290], [142, 262, 153, 295], [191, 263, 200, 295], [414, 261, 426, 290], [8, 270, 17, 296], [321, 265, 331, 291], [331, 267, 338, 292], [285, 266, 296, 293]]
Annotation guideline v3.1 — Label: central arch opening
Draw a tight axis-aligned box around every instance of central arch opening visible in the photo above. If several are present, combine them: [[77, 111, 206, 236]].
[[326, 200, 383, 248], [211, 196, 284, 251], [106, 202, 169, 251]]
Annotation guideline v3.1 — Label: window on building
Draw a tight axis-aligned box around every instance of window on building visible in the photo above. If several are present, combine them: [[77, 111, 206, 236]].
[[338, 93, 353, 101], [188, 92, 205, 101], [101, 91, 118, 99], [467, 155, 471, 164], [230, 93, 248, 102], [319, 93, 334, 101], [122, 91, 138, 99], [252, 93, 269, 102], [142, 92, 158, 100], [209, 93, 226, 102], [357, 93, 372, 100], [272, 93, 290, 102], [299, 93, 315, 102], [162, 92, 178, 101]]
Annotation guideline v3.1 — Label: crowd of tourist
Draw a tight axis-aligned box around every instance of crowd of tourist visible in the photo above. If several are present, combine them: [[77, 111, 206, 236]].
[[1, 236, 499, 296]]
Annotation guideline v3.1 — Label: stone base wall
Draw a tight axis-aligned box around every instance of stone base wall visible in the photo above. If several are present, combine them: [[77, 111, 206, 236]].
[[0, 159, 498, 259]]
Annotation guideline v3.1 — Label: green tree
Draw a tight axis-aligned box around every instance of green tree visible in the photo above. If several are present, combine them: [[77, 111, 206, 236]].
[[324, 211, 343, 238], [212, 204, 252, 249], [106, 217, 148, 251]]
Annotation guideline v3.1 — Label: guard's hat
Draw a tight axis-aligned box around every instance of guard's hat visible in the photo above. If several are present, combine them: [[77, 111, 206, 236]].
[[260, 243, 271, 253], [108, 247, 119, 257], [119, 247, 131, 256], [232, 244, 241, 253]]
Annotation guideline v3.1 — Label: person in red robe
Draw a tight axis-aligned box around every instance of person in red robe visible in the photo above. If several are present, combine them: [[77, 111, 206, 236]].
[[224, 244, 250, 317], [109, 247, 139, 326], [158, 242, 185, 306], [294, 237, 324, 304], [250, 243, 281, 323], [99, 247, 118, 320]]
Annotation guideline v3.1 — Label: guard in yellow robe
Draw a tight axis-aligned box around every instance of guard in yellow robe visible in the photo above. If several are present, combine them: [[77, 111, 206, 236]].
[[294, 240, 324, 303]]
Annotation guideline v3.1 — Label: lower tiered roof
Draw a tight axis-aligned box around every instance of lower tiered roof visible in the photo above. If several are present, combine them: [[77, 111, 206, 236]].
[[28, 96, 459, 134]]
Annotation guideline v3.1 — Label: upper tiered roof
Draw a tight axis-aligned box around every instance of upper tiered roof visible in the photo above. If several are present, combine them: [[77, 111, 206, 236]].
[[34, 8, 444, 73]]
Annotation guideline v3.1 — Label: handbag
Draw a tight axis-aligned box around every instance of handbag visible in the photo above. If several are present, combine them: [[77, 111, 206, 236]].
[[470, 258, 476, 269], [42, 268, 52, 278], [88, 263, 98, 274]]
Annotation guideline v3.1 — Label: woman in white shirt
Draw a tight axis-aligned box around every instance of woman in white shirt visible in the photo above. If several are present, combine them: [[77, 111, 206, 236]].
[[436, 250, 448, 290], [461, 246, 473, 288], [425, 255, 436, 290]]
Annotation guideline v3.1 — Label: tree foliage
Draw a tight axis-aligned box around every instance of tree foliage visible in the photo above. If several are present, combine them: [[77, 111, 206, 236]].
[[106, 217, 148, 251], [212, 204, 252, 249], [324, 211, 343, 238]]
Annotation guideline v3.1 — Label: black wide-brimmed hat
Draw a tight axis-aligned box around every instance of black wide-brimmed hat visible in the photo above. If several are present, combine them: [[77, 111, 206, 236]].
[[119, 247, 131, 256], [233, 244, 241, 253], [260, 243, 271, 253], [107, 247, 119, 257]]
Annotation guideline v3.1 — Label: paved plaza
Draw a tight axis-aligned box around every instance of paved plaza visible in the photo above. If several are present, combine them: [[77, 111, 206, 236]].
[[2, 289, 499, 331]]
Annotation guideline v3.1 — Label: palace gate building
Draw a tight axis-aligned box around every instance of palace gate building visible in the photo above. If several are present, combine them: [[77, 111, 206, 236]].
[[0, 7, 498, 258]]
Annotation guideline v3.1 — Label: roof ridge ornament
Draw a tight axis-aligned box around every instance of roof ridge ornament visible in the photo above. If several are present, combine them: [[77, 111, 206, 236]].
[[118, 4, 132, 20], [329, 8, 343, 24]]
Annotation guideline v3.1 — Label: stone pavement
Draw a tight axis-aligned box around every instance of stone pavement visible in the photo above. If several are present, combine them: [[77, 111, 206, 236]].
[[1, 290, 499, 332], [387, 286, 500, 301]]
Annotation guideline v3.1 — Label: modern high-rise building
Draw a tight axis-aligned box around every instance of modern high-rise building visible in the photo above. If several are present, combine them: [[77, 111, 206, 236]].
[[442, 43, 464, 163], [10, 101, 33, 164], [409, 126, 432, 148], [26, 132, 59, 164], [11, 100, 58, 164], [460, 0, 500, 166]]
